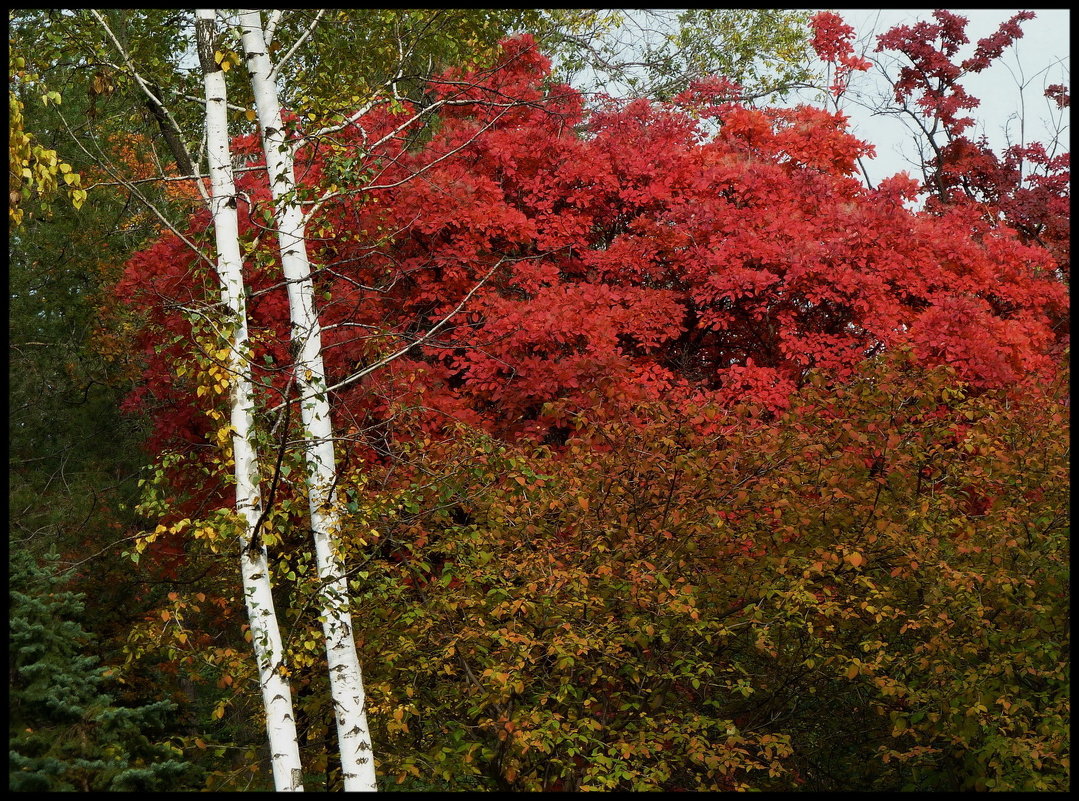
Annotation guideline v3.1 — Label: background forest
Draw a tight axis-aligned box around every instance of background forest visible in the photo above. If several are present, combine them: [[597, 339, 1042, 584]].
[[9, 9, 1069, 792]]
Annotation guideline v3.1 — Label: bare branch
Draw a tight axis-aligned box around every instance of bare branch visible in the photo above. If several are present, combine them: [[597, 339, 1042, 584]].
[[81, 163, 267, 192], [302, 100, 522, 223], [325, 258, 502, 394], [178, 91, 248, 112], [264, 259, 505, 416], [58, 112, 215, 272], [88, 9, 209, 205], [294, 96, 392, 152], [271, 9, 325, 80], [264, 9, 285, 47]]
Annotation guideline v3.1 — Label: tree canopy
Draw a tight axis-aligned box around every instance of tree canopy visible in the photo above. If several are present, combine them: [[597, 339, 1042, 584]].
[[118, 35, 1066, 455]]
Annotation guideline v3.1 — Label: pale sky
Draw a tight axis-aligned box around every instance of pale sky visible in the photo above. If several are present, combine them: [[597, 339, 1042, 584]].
[[824, 9, 1070, 187]]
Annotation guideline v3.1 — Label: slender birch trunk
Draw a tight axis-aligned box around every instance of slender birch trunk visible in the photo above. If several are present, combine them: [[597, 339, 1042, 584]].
[[237, 10, 378, 792], [196, 9, 304, 792]]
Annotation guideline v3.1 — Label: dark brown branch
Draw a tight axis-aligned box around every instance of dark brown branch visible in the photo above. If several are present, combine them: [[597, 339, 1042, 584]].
[[145, 81, 195, 178]]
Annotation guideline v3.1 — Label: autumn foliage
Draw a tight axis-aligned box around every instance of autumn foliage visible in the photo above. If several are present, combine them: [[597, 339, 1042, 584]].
[[118, 32, 1066, 457], [341, 349, 1068, 791], [112, 18, 1068, 792], [874, 11, 1070, 280]]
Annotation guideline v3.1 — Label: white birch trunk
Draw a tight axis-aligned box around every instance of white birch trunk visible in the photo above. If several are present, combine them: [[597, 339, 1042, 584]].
[[237, 9, 378, 792], [196, 9, 305, 792]]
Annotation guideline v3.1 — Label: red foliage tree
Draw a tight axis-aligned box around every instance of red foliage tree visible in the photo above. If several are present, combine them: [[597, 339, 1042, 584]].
[[117, 34, 1066, 461], [873, 11, 1070, 282]]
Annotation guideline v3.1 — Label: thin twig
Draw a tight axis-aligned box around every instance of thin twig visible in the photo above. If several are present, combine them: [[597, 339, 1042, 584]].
[[271, 9, 325, 80]]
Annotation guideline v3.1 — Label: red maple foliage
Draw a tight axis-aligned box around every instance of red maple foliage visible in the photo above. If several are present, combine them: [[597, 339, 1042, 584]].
[[116, 33, 1067, 462], [809, 11, 872, 97], [874, 11, 1070, 281]]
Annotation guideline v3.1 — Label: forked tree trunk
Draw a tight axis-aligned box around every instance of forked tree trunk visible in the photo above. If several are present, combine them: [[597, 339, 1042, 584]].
[[196, 9, 304, 792], [237, 9, 378, 792]]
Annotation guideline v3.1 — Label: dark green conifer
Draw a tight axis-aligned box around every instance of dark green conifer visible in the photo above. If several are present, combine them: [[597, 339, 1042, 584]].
[[9, 549, 203, 791]]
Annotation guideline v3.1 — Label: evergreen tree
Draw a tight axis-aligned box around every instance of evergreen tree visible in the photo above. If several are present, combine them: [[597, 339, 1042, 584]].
[[9, 548, 203, 791]]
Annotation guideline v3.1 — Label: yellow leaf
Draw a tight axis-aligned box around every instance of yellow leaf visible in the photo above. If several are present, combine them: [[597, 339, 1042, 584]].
[[161, 609, 171, 622], [846, 663, 859, 679], [245, 109, 256, 122], [847, 551, 865, 568], [220, 59, 230, 72]]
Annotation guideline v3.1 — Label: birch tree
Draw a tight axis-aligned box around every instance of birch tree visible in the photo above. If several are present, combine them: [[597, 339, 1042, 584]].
[[74, 9, 306, 789], [38, 8, 811, 790], [237, 10, 376, 792], [194, 9, 304, 791], [26, 10, 565, 788]]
